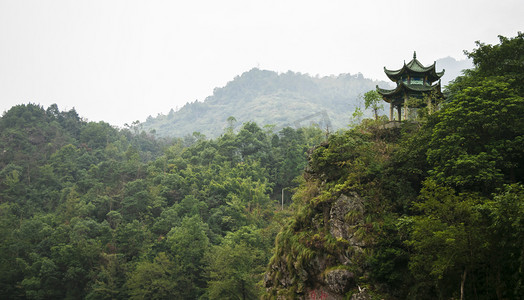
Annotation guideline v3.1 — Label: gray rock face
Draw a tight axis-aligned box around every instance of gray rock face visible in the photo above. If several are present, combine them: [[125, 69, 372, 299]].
[[349, 288, 371, 300], [329, 193, 365, 245], [265, 192, 372, 298], [324, 268, 355, 294]]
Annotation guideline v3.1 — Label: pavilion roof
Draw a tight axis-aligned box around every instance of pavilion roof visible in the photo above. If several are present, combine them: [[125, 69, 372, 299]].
[[376, 81, 442, 103], [384, 52, 445, 82]]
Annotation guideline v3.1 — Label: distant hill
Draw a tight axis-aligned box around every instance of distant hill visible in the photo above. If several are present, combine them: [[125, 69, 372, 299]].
[[142, 69, 390, 138], [436, 56, 473, 86], [143, 58, 472, 138]]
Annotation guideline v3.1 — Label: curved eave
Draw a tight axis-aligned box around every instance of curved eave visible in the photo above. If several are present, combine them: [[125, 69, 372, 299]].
[[377, 82, 441, 96], [384, 59, 445, 82], [434, 70, 445, 81], [376, 84, 400, 97], [384, 66, 404, 81]]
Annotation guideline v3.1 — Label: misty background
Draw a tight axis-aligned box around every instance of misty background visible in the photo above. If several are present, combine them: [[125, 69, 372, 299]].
[[0, 0, 522, 126]]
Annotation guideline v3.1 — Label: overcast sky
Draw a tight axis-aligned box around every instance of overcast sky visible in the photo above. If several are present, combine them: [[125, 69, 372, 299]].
[[1, 0, 522, 126]]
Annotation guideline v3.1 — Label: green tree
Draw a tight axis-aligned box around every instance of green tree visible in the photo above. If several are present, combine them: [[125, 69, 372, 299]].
[[126, 252, 178, 300], [206, 242, 260, 299], [432, 33, 524, 194], [166, 215, 210, 299], [405, 180, 486, 299], [115, 220, 152, 260], [274, 127, 307, 193], [121, 179, 165, 221], [226, 116, 238, 133], [427, 78, 524, 194], [363, 90, 383, 120], [86, 253, 127, 300], [483, 184, 524, 298], [236, 122, 267, 159], [464, 32, 524, 96], [205, 226, 269, 299]]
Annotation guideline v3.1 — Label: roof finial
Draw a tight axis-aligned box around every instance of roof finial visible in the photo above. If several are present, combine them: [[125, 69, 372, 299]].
[[413, 51, 417, 59]]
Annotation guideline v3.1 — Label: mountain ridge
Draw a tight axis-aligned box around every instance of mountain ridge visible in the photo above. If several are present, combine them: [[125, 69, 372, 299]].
[[142, 57, 472, 138], [142, 69, 390, 138]]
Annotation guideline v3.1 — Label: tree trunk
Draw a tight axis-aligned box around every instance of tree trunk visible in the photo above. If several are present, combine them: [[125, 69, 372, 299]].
[[496, 269, 502, 300], [461, 267, 467, 300]]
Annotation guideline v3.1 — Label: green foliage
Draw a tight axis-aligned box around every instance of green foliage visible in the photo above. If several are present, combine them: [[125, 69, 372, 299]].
[[464, 32, 524, 95], [165, 215, 209, 298], [1, 33, 522, 300], [404, 181, 485, 297], [0, 102, 324, 298], [362, 90, 384, 120], [485, 184, 524, 298], [427, 78, 524, 193], [265, 33, 524, 299], [126, 252, 179, 300], [205, 226, 269, 299], [403, 181, 524, 299]]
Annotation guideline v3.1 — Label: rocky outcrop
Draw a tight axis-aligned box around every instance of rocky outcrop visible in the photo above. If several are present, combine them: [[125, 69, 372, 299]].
[[264, 192, 369, 299], [324, 268, 355, 294], [350, 289, 372, 300], [329, 193, 365, 245]]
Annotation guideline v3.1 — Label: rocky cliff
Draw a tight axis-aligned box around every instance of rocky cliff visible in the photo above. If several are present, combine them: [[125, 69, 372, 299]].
[[263, 125, 405, 299]]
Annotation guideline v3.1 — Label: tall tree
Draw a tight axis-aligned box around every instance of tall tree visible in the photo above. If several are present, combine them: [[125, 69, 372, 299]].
[[166, 215, 210, 299], [363, 90, 383, 120]]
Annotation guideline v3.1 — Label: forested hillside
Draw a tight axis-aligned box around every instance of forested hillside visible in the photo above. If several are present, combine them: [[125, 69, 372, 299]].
[[142, 69, 390, 138], [0, 33, 520, 300], [0, 103, 327, 299], [265, 33, 524, 299]]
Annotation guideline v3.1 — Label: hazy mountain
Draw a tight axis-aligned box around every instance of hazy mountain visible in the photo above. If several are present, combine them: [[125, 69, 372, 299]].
[[142, 69, 390, 138], [142, 57, 472, 138], [436, 56, 473, 86]]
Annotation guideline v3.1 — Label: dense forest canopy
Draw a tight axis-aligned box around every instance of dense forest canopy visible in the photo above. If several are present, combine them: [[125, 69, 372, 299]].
[[0, 102, 328, 299], [0, 33, 521, 299]]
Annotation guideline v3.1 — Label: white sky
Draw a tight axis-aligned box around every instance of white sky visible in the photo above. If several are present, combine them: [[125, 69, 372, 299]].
[[1, 0, 522, 126]]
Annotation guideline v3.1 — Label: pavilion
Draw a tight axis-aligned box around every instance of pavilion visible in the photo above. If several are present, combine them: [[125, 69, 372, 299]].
[[377, 52, 445, 121]]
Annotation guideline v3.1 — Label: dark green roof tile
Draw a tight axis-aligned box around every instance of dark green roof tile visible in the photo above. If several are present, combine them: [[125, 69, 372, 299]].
[[376, 81, 442, 97], [383, 51, 445, 82]]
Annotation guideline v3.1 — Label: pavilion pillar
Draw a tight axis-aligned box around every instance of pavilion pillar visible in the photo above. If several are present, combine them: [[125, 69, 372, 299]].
[[389, 102, 394, 121], [397, 105, 402, 121], [427, 96, 433, 115], [403, 94, 409, 120]]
